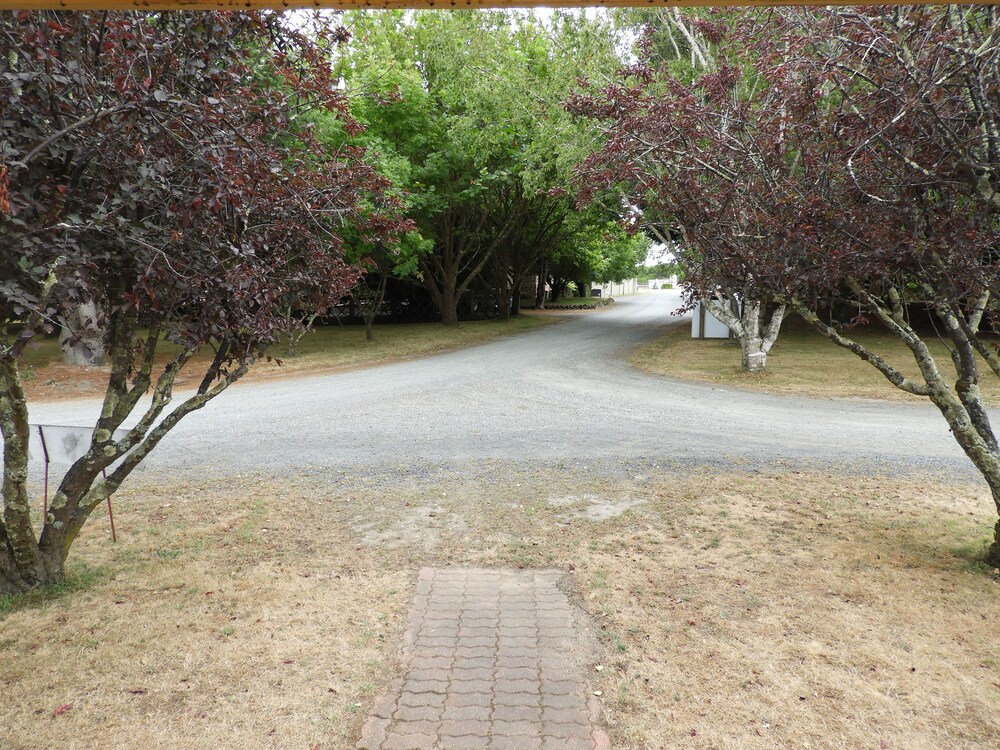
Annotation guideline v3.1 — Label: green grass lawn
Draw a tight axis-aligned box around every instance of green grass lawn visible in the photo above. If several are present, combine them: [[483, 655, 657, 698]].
[[632, 318, 1000, 405]]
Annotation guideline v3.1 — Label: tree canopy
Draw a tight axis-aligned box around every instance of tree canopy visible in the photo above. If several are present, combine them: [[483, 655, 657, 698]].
[[334, 10, 645, 322], [0, 10, 402, 592], [574, 5, 1000, 563]]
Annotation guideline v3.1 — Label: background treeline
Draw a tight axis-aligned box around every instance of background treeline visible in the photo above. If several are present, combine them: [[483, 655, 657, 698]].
[[326, 10, 650, 329]]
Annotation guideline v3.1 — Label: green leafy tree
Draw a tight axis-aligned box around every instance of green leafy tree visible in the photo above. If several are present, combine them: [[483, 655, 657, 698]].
[[337, 10, 625, 323]]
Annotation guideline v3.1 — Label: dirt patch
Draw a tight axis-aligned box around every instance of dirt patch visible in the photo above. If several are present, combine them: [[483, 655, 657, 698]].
[[354, 502, 467, 550], [547, 492, 648, 521], [2, 468, 998, 749]]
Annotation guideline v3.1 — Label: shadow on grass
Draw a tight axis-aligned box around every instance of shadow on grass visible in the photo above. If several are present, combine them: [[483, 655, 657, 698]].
[[0, 563, 108, 619]]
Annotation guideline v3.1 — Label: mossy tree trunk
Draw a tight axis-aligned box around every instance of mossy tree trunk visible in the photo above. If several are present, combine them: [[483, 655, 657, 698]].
[[59, 300, 107, 367], [704, 295, 786, 373], [1, 315, 251, 594], [794, 284, 1000, 566]]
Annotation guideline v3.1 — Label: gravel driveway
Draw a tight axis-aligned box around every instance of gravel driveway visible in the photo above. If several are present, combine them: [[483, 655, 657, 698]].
[[28, 292, 993, 483]]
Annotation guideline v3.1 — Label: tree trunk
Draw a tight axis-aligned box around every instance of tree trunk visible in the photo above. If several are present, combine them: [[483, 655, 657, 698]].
[[704, 296, 785, 373], [740, 334, 768, 373], [550, 279, 569, 303], [358, 274, 388, 343], [59, 300, 107, 366], [440, 287, 459, 326], [0, 360, 62, 593], [929, 392, 1000, 566], [534, 261, 546, 310], [497, 277, 512, 321], [2, 315, 256, 593], [794, 295, 1000, 566]]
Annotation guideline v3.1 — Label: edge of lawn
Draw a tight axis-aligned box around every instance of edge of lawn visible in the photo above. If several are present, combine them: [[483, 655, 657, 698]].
[[630, 317, 1000, 406], [22, 312, 570, 404]]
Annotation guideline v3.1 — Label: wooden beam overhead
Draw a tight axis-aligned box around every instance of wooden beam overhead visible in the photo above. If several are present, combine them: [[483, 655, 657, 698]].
[[0, 1, 981, 11]]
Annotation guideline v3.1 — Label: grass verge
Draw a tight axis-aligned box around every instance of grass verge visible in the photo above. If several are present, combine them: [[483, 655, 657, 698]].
[[18, 315, 556, 402], [1, 467, 997, 749], [548, 297, 614, 308], [632, 320, 1000, 404]]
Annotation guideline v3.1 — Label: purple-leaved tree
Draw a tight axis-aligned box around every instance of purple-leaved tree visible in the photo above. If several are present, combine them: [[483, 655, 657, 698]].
[[0, 11, 402, 593]]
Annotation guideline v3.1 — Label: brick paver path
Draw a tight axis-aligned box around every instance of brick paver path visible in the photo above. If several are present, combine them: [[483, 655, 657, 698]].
[[357, 567, 610, 750]]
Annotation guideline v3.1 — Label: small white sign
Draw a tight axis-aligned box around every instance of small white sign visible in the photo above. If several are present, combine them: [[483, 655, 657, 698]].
[[28, 424, 130, 466]]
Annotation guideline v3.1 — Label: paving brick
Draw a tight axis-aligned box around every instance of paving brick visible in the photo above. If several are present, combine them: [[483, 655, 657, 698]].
[[407, 668, 451, 683], [499, 612, 536, 623], [415, 636, 456, 649], [542, 722, 592, 740], [409, 656, 453, 671], [491, 704, 542, 722], [459, 626, 496, 638], [394, 704, 443, 722], [404, 679, 449, 694], [540, 680, 583, 696], [442, 704, 492, 722], [497, 655, 538, 670], [540, 693, 586, 710], [498, 627, 537, 638], [382, 732, 436, 750], [450, 679, 493, 694], [421, 626, 460, 638], [462, 617, 498, 628], [490, 737, 544, 750], [452, 656, 494, 670], [540, 706, 590, 725], [496, 667, 538, 681], [439, 718, 491, 737], [370, 693, 398, 719], [399, 691, 447, 708], [495, 679, 539, 695], [540, 738, 594, 750], [451, 666, 493, 682], [444, 692, 493, 709], [357, 716, 390, 750], [440, 736, 490, 750], [492, 719, 535, 737], [538, 669, 578, 683], [355, 568, 606, 750], [464, 636, 498, 648], [493, 691, 541, 708]]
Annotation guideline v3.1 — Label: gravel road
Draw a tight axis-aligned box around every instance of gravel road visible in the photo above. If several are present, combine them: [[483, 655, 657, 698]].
[[28, 292, 994, 483]]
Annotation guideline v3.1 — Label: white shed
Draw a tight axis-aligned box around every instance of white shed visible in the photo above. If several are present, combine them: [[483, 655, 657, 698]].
[[691, 301, 732, 339]]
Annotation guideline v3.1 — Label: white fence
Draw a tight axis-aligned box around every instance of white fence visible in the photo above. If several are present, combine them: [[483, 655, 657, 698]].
[[594, 278, 639, 298]]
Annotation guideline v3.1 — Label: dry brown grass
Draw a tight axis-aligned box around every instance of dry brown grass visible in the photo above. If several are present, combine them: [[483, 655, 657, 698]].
[[560, 475, 1000, 750], [632, 322, 1000, 405], [17, 315, 556, 403], [0, 477, 414, 750], [2, 468, 998, 749]]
